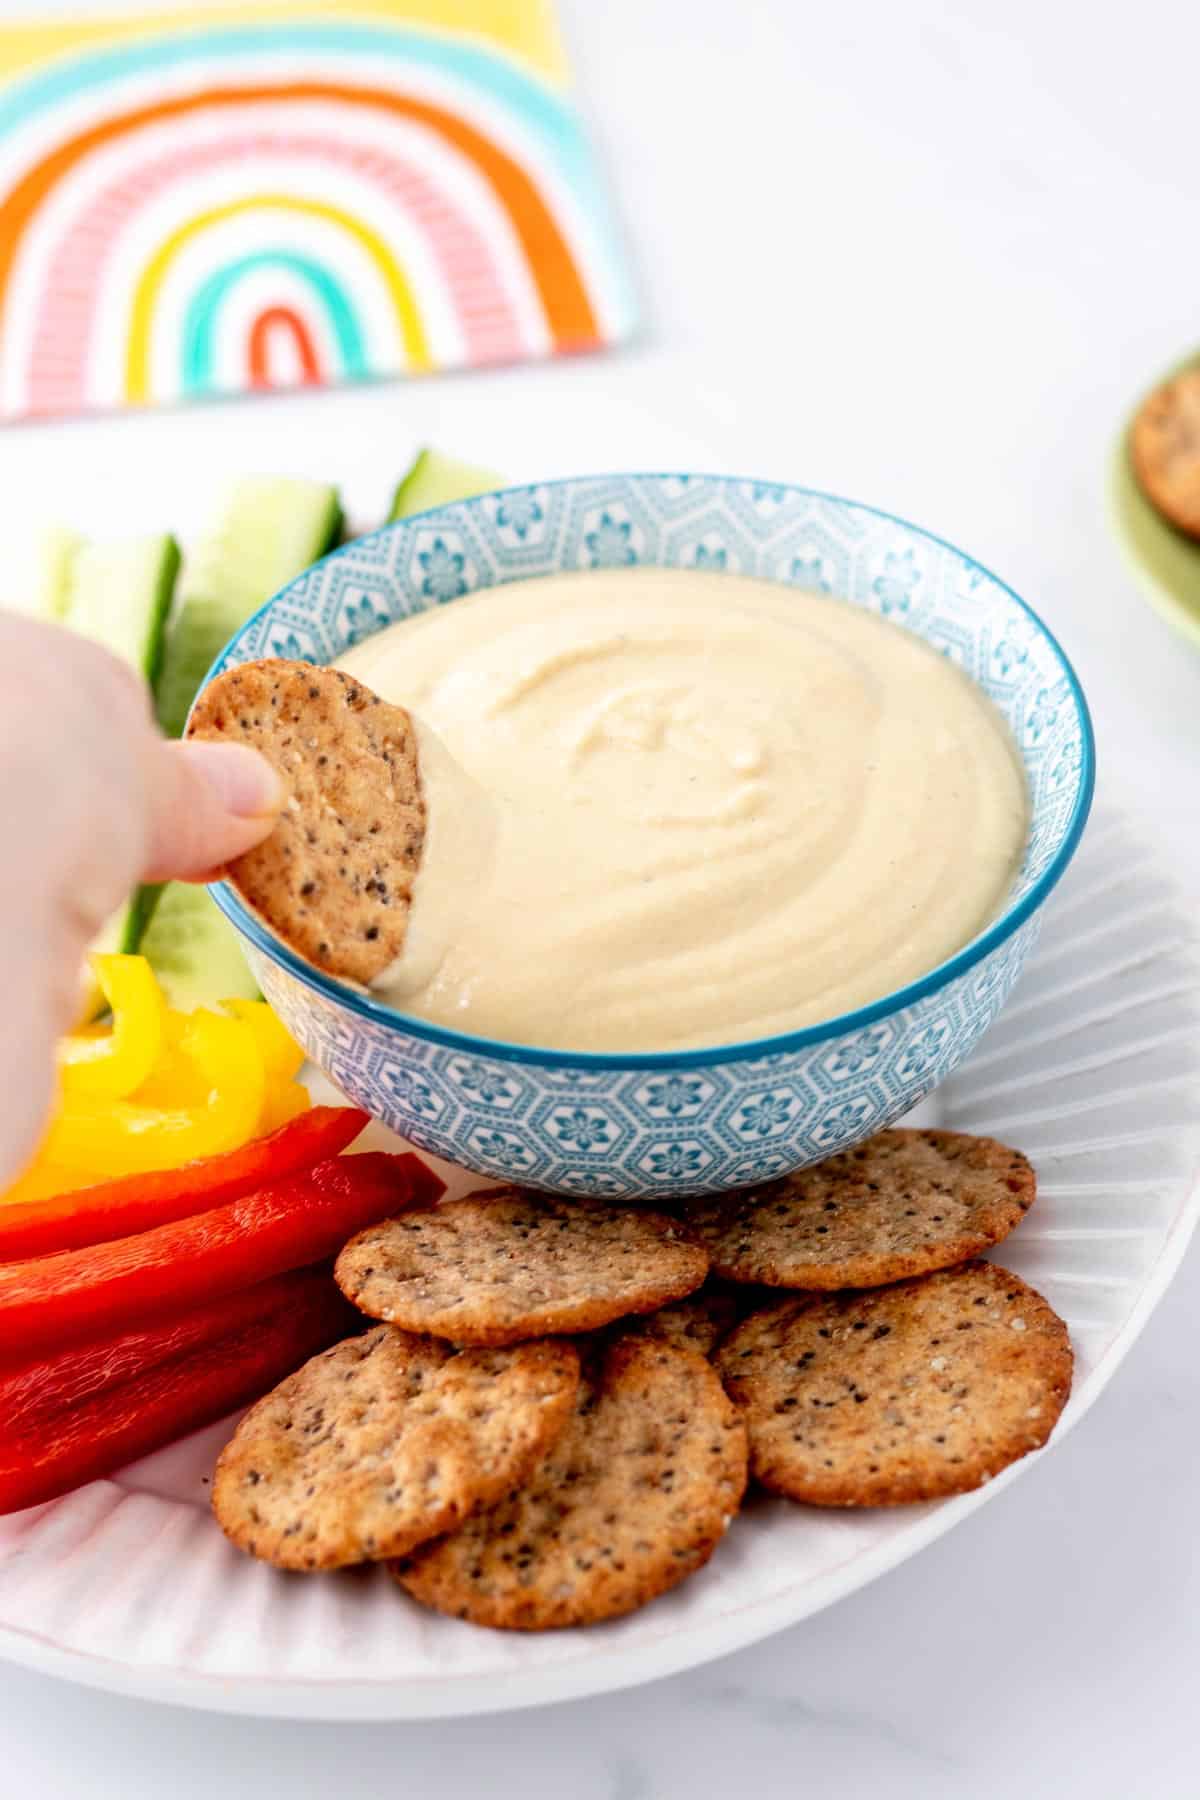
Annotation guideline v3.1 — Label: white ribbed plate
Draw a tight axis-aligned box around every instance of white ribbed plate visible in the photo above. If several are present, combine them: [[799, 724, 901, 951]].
[[1, 804, 1197, 1720]]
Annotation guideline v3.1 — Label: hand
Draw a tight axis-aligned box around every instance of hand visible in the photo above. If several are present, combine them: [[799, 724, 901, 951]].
[[0, 612, 283, 1187]]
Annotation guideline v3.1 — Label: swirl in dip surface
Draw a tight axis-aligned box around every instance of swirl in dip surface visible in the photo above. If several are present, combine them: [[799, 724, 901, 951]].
[[336, 569, 1027, 1053]]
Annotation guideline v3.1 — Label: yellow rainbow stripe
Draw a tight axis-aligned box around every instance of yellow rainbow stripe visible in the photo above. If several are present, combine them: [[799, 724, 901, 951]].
[[125, 192, 432, 400]]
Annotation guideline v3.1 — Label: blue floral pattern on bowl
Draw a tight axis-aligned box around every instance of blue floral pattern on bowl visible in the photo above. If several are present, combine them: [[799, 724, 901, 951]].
[[207, 474, 1094, 1198]]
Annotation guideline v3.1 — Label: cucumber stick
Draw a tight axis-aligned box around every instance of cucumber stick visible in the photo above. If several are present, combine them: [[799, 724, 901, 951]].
[[33, 527, 84, 622], [155, 476, 343, 738], [60, 533, 181, 684], [46, 533, 181, 1016], [390, 449, 503, 521], [143, 476, 343, 1010], [137, 882, 259, 1010]]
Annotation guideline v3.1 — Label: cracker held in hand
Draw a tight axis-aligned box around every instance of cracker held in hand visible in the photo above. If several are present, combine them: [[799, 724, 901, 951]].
[[212, 1326, 579, 1571], [395, 1336, 749, 1629], [680, 1129, 1035, 1290], [1130, 367, 1200, 539], [336, 1187, 709, 1347], [187, 659, 425, 986], [716, 1261, 1072, 1507]]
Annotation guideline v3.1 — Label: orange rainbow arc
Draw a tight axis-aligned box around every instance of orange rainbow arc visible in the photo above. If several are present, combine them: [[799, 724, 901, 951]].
[[0, 80, 600, 363]]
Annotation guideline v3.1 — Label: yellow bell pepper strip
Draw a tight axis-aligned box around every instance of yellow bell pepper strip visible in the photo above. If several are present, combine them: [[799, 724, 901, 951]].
[[259, 1077, 313, 1135], [57, 955, 165, 1100], [223, 999, 306, 1081], [131, 1054, 208, 1109], [42, 1009, 266, 1178], [136, 1005, 303, 1109], [131, 1010, 211, 1109]]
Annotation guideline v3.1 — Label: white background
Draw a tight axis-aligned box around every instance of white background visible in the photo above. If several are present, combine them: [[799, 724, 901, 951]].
[[2, 0, 1200, 1793]]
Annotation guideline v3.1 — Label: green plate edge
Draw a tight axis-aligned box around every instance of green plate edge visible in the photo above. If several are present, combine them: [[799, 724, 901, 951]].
[[1109, 348, 1200, 650]]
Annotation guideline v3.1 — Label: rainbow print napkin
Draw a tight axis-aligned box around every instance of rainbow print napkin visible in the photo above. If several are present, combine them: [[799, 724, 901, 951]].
[[0, 1, 635, 418]]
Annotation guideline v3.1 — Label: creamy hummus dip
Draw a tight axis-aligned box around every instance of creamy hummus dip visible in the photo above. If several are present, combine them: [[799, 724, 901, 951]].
[[337, 569, 1027, 1053]]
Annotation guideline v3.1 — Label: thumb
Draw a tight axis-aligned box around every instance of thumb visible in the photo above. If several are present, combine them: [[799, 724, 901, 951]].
[[142, 739, 284, 883]]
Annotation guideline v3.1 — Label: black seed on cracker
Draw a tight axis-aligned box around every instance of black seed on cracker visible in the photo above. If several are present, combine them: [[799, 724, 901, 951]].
[[211, 1327, 580, 1571], [715, 1262, 1072, 1507], [677, 1130, 1035, 1290], [335, 1187, 709, 1347], [187, 660, 425, 987], [394, 1337, 748, 1629]]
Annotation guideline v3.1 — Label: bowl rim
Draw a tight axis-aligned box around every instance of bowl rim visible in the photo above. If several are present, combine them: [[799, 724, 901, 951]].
[[204, 471, 1097, 1071]]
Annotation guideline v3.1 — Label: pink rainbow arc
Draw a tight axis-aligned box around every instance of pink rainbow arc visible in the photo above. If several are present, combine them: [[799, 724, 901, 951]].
[[26, 129, 529, 413]]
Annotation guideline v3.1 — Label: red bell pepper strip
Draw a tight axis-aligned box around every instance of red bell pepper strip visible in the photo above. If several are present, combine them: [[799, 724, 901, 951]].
[[0, 1106, 368, 1262], [0, 1151, 443, 1357], [0, 1271, 360, 1515], [0, 1263, 348, 1434]]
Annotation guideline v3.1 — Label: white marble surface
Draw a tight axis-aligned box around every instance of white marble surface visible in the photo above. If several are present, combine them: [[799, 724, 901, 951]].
[[2, 0, 1200, 1791]]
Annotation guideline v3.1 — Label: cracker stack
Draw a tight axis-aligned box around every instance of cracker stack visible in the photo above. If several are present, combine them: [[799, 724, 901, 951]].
[[212, 1130, 1072, 1632]]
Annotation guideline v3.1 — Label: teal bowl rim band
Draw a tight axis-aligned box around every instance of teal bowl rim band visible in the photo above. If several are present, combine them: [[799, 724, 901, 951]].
[[200, 472, 1097, 1072]]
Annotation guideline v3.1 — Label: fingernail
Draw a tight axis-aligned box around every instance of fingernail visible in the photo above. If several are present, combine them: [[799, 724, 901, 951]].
[[179, 741, 284, 819]]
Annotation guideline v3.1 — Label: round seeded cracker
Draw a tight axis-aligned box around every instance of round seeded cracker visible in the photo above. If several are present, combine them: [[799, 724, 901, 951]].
[[336, 1187, 709, 1346], [716, 1262, 1072, 1507], [1130, 367, 1200, 539], [187, 659, 425, 986], [212, 1327, 579, 1571], [679, 1129, 1035, 1290], [395, 1336, 749, 1629]]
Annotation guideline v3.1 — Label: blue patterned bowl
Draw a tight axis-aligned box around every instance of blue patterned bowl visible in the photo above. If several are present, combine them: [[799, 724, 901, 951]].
[[204, 474, 1094, 1198]]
